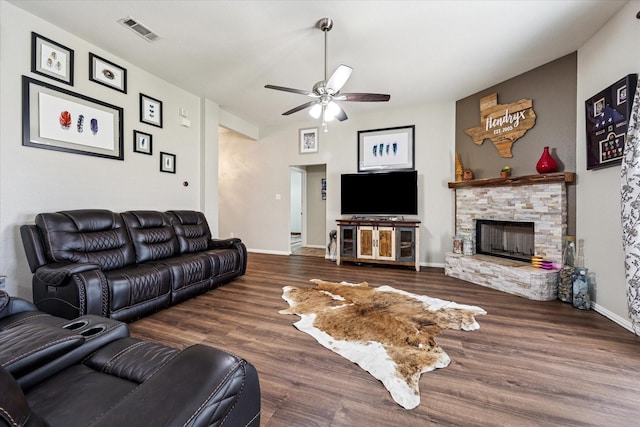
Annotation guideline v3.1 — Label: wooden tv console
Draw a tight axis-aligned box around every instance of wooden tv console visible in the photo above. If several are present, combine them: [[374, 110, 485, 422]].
[[336, 218, 420, 271]]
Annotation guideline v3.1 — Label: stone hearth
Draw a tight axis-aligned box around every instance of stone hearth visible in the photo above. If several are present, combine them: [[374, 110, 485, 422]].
[[445, 173, 574, 301]]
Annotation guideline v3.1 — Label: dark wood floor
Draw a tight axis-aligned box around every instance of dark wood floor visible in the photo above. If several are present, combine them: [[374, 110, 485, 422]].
[[129, 253, 640, 426]]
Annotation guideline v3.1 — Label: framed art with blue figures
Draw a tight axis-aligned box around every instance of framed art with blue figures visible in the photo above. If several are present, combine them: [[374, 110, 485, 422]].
[[585, 74, 638, 170], [357, 125, 415, 172]]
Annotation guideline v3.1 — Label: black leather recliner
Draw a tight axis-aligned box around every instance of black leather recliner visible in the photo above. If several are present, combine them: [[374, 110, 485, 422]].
[[0, 291, 260, 427], [20, 209, 247, 322]]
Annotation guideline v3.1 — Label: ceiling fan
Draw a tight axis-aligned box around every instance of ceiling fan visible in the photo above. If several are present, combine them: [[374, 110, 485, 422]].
[[265, 18, 390, 131]]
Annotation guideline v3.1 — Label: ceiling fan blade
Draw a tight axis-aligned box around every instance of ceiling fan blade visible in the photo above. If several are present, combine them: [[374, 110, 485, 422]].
[[325, 65, 353, 93], [334, 104, 348, 121], [265, 85, 316, 97], [282, 101, 317, 116], [336, 93, 391, 102]]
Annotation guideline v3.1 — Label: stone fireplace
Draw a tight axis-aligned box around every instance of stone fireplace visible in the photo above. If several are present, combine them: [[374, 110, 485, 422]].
[[476, 219, 535, 262], [445, 173, 574, 300]]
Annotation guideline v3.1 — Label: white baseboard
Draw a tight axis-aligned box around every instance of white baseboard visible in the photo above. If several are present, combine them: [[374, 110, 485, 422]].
[[247, 248, 290, 256], [303, 244, 326, 249], [420, 262, 445, 268], [590, 302, 637, 334]]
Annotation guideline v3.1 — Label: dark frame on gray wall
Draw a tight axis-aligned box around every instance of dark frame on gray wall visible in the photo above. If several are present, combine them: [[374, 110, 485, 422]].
[[584, 73, 637, 170]]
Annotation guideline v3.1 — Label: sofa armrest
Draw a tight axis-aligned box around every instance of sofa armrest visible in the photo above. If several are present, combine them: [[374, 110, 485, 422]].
[[88, 343, 260, 427], [209, 237, 242, 249], [34, 262, 100, 287], [0, 366, 49, 427], [0, 322, 84, 378], [33, 267, 109, 320], [0, 291, 38, 320]]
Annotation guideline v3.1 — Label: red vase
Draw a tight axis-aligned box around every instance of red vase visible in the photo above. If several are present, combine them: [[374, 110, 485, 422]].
[[536, 146, 558, 174]]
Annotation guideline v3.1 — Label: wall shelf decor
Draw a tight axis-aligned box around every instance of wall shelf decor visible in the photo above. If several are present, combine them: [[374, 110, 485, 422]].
[[357, 125, 415, 172], [585, 73, 638, 170], [140, 93, 163, 128], [31, 32, 74, 86], [22, 76, 123, 160], [89, 53, 127, 93]]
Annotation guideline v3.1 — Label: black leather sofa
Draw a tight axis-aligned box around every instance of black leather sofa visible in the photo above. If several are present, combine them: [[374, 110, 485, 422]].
[[20, 209, 247, 322], [0, 291, 260, 427]]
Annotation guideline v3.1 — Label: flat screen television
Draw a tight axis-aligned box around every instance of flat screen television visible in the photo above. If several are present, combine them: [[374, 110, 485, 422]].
[[340, 170, 418, 216]]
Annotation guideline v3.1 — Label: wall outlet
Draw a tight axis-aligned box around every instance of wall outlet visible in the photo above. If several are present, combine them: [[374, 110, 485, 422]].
[[230, 232, 234, 238], [0, 276, 6, 290]]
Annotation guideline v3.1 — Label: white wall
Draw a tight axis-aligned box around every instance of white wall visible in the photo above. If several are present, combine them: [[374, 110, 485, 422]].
[[219, 103, 455, 265], [0, 1, 210, 298], [576, 1, 640, 327]]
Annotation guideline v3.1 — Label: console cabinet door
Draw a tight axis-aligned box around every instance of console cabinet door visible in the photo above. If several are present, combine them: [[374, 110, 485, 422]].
[[357, 226, 375, 259], [376, 226, 396, 261], [396, 227, 416, 262], [340, 226, 357, 258]]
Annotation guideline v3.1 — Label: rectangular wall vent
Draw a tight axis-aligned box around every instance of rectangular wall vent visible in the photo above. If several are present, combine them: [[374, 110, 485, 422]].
[[118, 16, 161, 42]]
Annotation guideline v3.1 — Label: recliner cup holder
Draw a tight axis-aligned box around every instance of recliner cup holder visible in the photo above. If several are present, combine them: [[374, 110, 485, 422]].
[[80, 325, 106, 336], [62, 320, 89, 330]]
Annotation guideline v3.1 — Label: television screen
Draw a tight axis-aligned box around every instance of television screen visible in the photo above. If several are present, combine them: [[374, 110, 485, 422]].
[[340, 170, 418, 216]]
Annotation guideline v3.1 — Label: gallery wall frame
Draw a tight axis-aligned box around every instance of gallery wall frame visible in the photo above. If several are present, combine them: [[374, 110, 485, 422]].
[[140, 93, 163, 128], [22, 75, 124, 160], [357, 125, 415, 172], [133, 130, 153, 155], [585, 73, 638, 170], [31, 32, 74, 86], [89, 53, 127, 93], [299, 127, 319, 153], [160, 152, 176, 173]]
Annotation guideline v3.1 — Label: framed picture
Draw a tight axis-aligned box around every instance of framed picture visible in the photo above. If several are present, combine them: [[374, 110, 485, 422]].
[[585, 74, 637, 170], [299, 127, 319, 153], [31, 32, 74, 86], [89, 53, 127, 93], [140, 93, 163, 128], [133, 130, 152, 155], [321, 178, 327, 200], [357, 125, 415, 172], [160, 152, 176, 173], [22, 75, 123, 160]]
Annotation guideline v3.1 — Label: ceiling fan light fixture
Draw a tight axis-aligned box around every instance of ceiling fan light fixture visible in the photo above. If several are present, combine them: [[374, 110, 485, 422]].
[[309, 104, 322, 119], [324, 101, 340, 121]]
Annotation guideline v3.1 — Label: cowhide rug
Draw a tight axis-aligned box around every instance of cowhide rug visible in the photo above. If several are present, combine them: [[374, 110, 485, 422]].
[[279, 279, 486, 409]]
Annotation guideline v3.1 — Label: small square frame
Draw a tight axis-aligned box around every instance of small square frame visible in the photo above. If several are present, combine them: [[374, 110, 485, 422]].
[[299, 127, 319, 153], [133, 130, 152, 155], [31, 32, 74, 86], [140, 93, 163, 128], [160, 152, 176, 173], [89, 53, 127, 93]]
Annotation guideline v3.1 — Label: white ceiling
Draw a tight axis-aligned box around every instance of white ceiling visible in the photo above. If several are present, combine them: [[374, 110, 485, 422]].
[[9, 0, 629, 130]]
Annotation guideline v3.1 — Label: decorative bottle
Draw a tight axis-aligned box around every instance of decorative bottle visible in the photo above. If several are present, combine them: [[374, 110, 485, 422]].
[[536, 146, 558, 174], [558, 236, 575, 303]]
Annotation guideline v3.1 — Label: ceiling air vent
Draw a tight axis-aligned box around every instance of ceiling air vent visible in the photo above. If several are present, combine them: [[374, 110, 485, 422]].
[[118, 16, 160, 42]]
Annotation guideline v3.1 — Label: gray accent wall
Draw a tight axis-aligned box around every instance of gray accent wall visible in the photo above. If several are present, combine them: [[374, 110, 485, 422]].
[[455, 53, 577, 235]]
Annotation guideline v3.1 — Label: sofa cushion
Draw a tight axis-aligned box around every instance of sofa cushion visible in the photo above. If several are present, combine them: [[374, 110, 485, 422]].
[[104, 264, 172, 317], [166, 210, 212, 254], [121, 211, 180, 263], [35, 210, 135, 271]]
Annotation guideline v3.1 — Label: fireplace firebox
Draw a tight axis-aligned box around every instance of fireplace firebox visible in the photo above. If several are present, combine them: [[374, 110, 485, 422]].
[[475, 220, 534, 262]]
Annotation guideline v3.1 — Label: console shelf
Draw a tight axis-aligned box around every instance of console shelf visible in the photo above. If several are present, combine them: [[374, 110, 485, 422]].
[[336, 218, 421, 271]]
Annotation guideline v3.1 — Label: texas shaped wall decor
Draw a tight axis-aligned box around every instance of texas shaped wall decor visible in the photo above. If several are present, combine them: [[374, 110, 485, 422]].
[[464, 93, 536, 158]]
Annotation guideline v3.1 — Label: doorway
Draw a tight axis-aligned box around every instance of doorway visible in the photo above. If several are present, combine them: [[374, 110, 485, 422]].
[[289, 164, 327, 257]]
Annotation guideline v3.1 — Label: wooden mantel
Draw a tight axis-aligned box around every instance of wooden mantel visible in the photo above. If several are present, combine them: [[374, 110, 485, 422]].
[[448, 172, 575, 189]]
